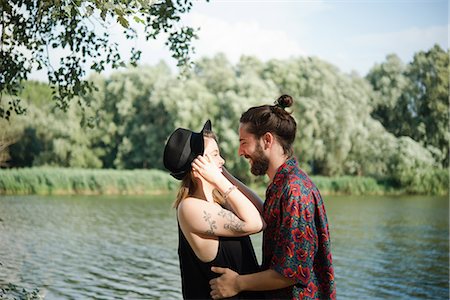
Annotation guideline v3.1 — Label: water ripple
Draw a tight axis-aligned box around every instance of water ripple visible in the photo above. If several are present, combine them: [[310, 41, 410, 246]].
[[1, 195, 448, 300]]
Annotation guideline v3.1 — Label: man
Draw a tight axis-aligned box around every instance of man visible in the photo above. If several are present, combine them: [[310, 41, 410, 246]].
[[209, 95, 336, 299]]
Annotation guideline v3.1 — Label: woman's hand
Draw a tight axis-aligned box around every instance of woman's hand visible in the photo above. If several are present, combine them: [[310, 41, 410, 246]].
[[192, 154, 223, 185]]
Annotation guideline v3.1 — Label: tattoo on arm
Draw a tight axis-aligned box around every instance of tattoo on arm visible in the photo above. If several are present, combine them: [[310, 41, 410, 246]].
[[218, 208, 245, 233], [203, 211, 217, 235]]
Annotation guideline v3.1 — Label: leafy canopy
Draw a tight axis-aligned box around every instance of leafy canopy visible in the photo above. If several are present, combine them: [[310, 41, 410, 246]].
[[0, 0, 206, 120]]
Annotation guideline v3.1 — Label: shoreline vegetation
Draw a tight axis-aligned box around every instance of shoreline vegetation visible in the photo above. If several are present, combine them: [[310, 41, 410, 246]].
[[0, 167, 447, 196], [2, 46, 448, 199], [0, 168, 177, 196]]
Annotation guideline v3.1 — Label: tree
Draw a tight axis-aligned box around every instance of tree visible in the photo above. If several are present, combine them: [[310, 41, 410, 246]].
[[5, 51, 446, 194], [81, 63, 175, 169], [405, 45, 449, 167], [0, 119, 17, 167], [366, 45, 449, 167], [0, 0, 207, 120], [263, 57, 376, 176], [366, 54, 410, 132], [9, 102, 104, 168]]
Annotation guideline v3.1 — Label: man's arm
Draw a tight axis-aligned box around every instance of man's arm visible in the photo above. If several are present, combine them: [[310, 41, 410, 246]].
[[209, 267, 295, 299], [222, 167, 264, 213]]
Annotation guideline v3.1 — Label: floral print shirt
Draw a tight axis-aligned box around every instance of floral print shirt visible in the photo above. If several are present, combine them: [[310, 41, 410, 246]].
[[262, 157, 336, 299]]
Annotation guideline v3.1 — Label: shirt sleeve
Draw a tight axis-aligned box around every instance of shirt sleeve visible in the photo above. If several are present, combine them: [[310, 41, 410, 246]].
[[269, 182, 317, 286]]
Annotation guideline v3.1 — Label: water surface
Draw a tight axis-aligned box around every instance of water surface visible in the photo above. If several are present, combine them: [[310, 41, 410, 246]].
[[0, 194, 448, 299]]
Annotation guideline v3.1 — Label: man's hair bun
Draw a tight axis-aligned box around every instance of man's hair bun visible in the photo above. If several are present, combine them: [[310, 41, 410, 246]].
[[276, 94, 293, 109]]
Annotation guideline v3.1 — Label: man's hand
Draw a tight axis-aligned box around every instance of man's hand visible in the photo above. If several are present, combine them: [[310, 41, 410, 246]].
[[209, 267, 240, 299]]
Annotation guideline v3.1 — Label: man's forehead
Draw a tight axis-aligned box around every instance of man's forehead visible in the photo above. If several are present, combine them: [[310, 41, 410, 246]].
[[239, 124, 254, 139], [238, 123, 247, 135]]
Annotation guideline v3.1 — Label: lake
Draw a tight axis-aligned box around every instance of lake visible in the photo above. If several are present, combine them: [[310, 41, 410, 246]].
[[0, 194, 448, 299]]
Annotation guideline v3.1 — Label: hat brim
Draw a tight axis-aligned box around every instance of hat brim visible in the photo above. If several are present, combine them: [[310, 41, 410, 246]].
[[165, 120, 212, 180]]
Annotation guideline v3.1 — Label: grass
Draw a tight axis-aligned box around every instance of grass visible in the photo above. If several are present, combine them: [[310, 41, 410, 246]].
[[0, 167, 447, 196], [0, 167, 178, 195]]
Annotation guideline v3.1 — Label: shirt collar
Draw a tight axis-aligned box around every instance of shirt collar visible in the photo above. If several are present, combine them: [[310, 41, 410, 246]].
[[268, 156, 298, 190]]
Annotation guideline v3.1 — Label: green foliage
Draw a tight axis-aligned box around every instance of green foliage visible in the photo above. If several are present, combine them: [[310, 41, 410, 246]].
[[261, 57, 388, 177], [19, 81, 54, 106], [8, 103, 103, 168], [3, 166, 445, 196], [311, 175, 384, 195], [366, 54, 408, 110], [0, 168, 177, 195], [2, 46, 448, 195], [406, 45, 449, 167], [387, 137, 448, 194], [398, 167, 449, 195], [367, 44, 449, 167], [0, 0, 207, 120]]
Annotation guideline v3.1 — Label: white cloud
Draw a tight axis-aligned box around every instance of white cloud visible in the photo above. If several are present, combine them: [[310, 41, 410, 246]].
[[351, 25, 447, 53], [349, 25, 448, 69], [187, 12, 306, 63], [27, 4, 447, 81]]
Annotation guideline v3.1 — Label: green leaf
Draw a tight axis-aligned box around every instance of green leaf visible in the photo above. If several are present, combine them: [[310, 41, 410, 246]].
[[86, 5, 94, 17], [133, 16, 145, 24], [63, 5, 72, 17], [118, 16, 129, 28]]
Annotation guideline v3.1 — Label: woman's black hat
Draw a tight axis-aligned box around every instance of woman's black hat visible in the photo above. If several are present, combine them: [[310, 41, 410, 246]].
[[163, 120, 212, 180]]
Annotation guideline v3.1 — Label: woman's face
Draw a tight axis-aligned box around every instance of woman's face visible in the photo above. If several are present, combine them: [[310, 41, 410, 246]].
[[203, 137, 225, 171]]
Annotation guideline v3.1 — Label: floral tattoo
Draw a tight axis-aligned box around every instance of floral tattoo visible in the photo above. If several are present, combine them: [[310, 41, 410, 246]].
[[203, 211, 217, 235], [218, 208, 245, 233]]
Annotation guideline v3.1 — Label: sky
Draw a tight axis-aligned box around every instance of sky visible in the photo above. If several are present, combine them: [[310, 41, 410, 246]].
[[29, 0, 449, 80]]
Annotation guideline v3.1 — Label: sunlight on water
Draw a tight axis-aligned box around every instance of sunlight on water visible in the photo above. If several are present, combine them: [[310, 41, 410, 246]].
[[0, 194, 448, 299]]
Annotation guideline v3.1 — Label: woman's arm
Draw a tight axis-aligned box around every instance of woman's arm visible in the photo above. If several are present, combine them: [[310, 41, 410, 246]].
[[178, 197, 263, 237], [179, 155, 264, 237]]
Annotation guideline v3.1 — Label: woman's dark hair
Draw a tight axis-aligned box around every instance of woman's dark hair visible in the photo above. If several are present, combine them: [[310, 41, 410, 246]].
[[239, 94, 297, 156]]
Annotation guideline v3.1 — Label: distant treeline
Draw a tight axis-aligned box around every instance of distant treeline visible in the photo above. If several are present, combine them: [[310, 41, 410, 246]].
[[1, 44, 448, 195]]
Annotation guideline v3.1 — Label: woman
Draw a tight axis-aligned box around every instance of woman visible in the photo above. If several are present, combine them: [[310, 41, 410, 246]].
[[163, 120, 265, 299]]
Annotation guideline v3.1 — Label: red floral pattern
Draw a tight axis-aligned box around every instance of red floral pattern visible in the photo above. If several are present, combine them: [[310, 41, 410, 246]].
[[262, 157, 336, 300]]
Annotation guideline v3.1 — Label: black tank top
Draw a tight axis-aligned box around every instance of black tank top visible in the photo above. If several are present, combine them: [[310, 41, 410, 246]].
[[178, 224, 264, 299]]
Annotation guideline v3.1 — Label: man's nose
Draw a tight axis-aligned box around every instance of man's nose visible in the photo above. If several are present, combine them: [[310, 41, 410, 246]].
[[238, 146, 244, 157]]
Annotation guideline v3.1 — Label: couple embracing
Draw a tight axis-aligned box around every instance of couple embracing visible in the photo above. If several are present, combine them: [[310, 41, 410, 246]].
[[163, 95, 336, 300]]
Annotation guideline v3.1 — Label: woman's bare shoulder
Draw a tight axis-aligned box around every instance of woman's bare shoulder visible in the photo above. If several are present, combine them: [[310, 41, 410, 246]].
[[177, 197, 211, 219], [178, 196, 206, 210]]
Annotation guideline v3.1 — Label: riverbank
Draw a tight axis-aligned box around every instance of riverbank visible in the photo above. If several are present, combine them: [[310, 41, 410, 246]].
[[0, 167, 447, 196], [0, 168, 178, 195]]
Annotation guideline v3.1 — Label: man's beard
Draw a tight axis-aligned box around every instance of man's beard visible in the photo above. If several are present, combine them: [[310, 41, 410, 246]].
[[249, 143, 269, 176]]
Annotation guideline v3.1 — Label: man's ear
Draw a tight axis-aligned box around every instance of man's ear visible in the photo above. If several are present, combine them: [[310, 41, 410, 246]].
[[262, 132, 274, 150]]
